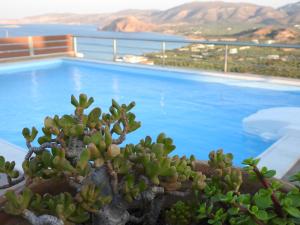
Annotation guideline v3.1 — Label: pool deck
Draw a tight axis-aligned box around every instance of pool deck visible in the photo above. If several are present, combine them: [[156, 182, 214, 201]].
[[0, 139, 26, 195], [258, 133, 300, 179], [0, 139, 26, 171], [283, 160, 300, 180]]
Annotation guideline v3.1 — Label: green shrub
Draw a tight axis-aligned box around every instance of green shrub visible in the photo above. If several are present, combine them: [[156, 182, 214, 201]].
[[0, 94, 299, 225]]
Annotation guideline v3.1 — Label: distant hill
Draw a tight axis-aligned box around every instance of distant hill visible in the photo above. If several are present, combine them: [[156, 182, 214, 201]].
[[236, 26, 300, 42], [279, 1, 300, 24], [102, 16, 156, 32], [2, 1, 300, 26], [150, 2, 287, 25], [1, 1, 300, 41], [0, 9, 157, 26]]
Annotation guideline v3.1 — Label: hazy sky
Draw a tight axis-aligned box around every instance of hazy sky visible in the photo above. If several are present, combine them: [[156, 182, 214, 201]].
[[1, 0, 299, 19]]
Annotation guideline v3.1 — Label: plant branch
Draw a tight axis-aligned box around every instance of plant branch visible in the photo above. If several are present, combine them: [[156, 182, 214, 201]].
[[25, 141, 61, 160], [106, 161, 118, 195], [252, 166, 284, 217], [0, 174, 25, 189], [112, 112, 129, 145], [23, 209, 64, 225]]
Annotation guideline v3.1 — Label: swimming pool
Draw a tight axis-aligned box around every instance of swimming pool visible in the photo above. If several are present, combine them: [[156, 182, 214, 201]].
[[1, 59, 300, 164]]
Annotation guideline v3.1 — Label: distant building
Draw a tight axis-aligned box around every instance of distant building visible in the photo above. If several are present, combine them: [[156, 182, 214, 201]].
[[220, 38, 237, 42], [281, 56, 290, 62], [239, 46, 250, 50], [229, 48, 238, 54], [267, 55, 280, 60], [179, 47, 189, 51], [118, 55, 154, 65], [154, 54, 168, 59], [194, 44, 206, 49], [266, 40, 275, 44], [191, 55, 203, 59], [252, 39, 259, 44], [191, 44, 206, 52], [191, 47, 200, 52], [193, 31, 202, 34]]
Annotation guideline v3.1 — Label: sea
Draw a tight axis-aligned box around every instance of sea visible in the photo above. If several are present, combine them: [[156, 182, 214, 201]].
[[0, 24, 186, 61]]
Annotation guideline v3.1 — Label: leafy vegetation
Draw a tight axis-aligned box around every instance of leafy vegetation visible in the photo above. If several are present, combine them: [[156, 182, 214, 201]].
[[146, 45, 300, 78], [0, 94, 299, 225]]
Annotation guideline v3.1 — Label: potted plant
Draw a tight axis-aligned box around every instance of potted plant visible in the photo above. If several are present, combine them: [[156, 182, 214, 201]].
[[0, 94, 299, 225]]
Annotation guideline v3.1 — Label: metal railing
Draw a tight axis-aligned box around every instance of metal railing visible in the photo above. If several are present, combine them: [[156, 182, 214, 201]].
[[73, 35, 300, 78]]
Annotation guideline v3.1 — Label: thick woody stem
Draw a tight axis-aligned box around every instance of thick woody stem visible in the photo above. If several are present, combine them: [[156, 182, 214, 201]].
[[23, 209, 64, 225], [25, 141, 61, 160], [112, 112, 129, 145], [135, 186, 164, 201], [0, 174, 25, 189], [106, 161, 118, 195], [129, 215, 145, 223]]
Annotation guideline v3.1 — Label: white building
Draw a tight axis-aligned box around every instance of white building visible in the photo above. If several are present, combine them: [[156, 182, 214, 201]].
[[266, 40, 275, 44], [267, 55, 280, 60], [239, 46, 251, 50], [229, 48, 238, 54]]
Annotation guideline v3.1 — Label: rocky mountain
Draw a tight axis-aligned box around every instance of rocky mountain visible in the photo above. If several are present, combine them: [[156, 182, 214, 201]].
[[279, 1, 300, 24], [102, 16, 156, 32], [150, 2, 287, 25], [2, 1, 300, 26], [236, 26, 299, 42], [1, 1, 300, 38], [0, 9, 157, 26]]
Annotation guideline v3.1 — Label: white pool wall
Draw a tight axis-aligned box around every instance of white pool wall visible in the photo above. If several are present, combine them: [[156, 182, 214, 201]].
[[243, 107, 300, 178]]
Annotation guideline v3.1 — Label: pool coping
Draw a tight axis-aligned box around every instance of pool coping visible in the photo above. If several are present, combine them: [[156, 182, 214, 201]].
[[257, 133, 300, 179], [0, 139, 26, 171], [1, 56, 300, 88], [62, 57, 300, 88], [0, 57, 299, 179]]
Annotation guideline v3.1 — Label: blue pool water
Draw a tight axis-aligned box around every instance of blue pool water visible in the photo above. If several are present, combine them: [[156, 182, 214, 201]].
[[1, 59, 300, 164]]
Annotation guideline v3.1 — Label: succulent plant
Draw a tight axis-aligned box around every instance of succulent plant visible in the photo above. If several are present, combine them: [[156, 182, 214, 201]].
[[0, 156, 19, 179], [1, 93, 300, 225], [4, 188, 33, 215], [75, 184, 112, 212], [208, 149, 242, 193], [29, 191, 90, 224], [165, 201, 192, 225]]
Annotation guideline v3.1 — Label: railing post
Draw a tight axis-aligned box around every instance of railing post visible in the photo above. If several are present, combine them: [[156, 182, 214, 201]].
[[72, 36, 78, 57], [224, 45, 228, 73], [28, 36, 34, 56], [162, 41, 166, 66], [113, 39, 117, 62]]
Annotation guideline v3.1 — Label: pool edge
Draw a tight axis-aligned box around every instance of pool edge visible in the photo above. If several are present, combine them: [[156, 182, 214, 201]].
[[62, 57, 300, 88]]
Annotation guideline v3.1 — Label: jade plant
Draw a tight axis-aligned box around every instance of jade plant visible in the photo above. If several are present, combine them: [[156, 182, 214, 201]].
[[0, 94, 206, 225], [165, 201, 193, 225], [0, 94, 299, 225]]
